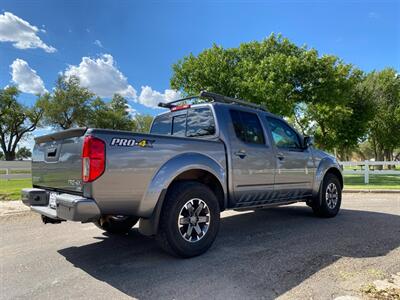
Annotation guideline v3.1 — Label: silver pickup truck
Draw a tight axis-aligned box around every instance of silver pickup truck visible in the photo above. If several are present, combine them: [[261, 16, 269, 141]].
[[22, 91, 343, 257]]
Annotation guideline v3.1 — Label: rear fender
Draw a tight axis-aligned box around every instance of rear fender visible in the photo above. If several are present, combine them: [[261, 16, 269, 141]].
[[139, 152, 227, 218], [138, 152, 226, 236]]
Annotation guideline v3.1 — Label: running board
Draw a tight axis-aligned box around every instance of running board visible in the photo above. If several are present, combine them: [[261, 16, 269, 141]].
[[233, 200, 300, 212]]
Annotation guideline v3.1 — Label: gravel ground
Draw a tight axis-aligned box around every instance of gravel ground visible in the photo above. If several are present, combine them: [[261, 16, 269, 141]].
[[0, 193, 399, 300]]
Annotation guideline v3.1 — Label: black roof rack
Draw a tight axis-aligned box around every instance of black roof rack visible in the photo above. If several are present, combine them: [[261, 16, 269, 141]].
[[158, 91, 268, 112]]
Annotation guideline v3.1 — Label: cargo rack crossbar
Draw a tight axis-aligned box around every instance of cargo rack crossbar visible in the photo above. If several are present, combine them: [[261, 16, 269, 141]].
[[158, 91, 268, 112]]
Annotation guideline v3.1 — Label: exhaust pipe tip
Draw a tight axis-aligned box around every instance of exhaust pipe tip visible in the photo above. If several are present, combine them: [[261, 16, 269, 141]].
[[41, 215, 64, 224]]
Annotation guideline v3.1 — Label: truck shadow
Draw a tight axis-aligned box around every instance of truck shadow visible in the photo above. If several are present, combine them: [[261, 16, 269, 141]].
[[58, 205, 400, 299]]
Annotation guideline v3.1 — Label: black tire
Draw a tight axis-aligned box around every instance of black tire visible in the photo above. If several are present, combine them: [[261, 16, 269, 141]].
[[312, 173, 342, 218], [95, 215, 139, 234], [157, 181, 220, 258]]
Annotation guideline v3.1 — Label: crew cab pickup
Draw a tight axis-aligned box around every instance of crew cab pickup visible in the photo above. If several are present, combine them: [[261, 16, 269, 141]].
[[22, 91, 343, 257]]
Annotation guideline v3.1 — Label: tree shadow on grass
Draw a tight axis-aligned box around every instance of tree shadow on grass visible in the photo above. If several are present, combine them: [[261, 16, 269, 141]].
[[58, 205, 400, 299]]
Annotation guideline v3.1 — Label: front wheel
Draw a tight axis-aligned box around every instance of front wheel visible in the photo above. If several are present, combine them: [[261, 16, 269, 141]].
[[312, 173, 342, 218], [95, 215, 139, 234], [157, 181, 220, 258]]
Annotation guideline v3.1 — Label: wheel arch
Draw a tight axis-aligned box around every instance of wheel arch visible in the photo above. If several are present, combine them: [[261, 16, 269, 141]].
[[138, 153, 227, 236], [166, 169, 226, 211], [324, 167, 343, 190], [313, 157, 343, 199]]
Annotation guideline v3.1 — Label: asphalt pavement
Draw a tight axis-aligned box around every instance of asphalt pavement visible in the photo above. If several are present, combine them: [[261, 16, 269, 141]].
[[0, 193, 399, 299]]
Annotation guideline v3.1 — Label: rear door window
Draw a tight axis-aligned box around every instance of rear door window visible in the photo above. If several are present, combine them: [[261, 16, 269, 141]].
[[230, 110, 265, 144], [186, 107, 216, 137]]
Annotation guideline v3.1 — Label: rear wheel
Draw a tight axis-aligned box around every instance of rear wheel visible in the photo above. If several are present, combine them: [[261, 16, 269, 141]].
[[95, 215, 139, 234], [312, 173, 342, 218], [157, 181, 220, 258]]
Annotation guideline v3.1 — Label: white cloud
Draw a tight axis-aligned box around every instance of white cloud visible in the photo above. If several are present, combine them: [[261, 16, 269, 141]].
[[94, 39, 103, 48], [64, 54, 137, 98], [368, 12, 380, 19], [138, 86, 181, 108], [10, 59, 47, 94], [125, 103, 137, 116], [0, 12, 56, 53], [63, 53, 181, 109]]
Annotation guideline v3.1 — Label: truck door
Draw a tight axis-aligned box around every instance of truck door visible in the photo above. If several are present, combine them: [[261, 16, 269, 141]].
[[228, 109, 276, 208], [265, 116, 314, 200]]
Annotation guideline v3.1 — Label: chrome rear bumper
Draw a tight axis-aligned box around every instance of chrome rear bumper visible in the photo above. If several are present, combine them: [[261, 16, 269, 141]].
[[21, 188, 100, 222]]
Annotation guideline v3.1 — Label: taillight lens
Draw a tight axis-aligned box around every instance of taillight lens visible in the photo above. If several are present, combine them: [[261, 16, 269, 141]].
[[82, 136, 105, 182]]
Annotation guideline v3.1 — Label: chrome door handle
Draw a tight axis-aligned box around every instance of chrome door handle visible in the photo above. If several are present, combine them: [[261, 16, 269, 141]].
[[276, 153, 284, 160], [234, 150, 247, 159]]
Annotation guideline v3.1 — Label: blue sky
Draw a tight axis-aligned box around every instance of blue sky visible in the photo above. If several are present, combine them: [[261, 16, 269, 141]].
[[1, 0, 399, 118]]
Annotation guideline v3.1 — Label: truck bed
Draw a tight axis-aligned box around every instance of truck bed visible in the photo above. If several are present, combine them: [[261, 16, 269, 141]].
[[31, 127, 226, 216]]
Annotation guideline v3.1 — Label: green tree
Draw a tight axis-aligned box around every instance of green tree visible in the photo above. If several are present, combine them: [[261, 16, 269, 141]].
[[0, 151, 4, 160], [171, 34, 308, 116], [362, 68, 400, 162], [16, 147, 32, 160], [296, 68, 375, 159], [0, 86, 43, 161], [38, 75, 94, 129], [134, 114, 153, 133], [171, 34, 374, 156], [89, 94, 136, 131]]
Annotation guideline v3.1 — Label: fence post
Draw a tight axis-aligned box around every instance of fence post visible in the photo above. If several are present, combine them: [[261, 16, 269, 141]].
[[364, 161, 369, 184], [6, 168, 9, 181]]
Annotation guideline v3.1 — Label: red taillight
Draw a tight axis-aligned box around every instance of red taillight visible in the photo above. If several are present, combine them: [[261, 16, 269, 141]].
[[170, 104, 191, 112], [82, 136, 105, 182]]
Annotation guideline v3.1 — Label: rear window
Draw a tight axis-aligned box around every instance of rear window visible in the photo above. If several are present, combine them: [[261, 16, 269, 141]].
[[150, 106, 216, 138], [172, 114, 186, 136], [150, 114, 171, 135]]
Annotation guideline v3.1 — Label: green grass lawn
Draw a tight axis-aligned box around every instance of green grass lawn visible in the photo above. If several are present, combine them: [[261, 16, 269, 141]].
[[0, 178, 32, 201], [0, 169, 31, 174], [344, 174, 400, 190]]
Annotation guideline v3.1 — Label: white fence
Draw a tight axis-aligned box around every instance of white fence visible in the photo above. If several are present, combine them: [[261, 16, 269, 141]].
[[0, 161, 32, 180], [1, 160, 399, 184], [339, 161, 400, 184]]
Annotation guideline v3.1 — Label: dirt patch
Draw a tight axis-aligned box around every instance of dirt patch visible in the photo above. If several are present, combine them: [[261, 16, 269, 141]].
[[0, 200, 30, 217], [361, 273, 400, 299]]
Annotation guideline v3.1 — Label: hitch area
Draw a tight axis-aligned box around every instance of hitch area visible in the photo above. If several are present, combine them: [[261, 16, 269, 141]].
[[41, 215, 64, 224]]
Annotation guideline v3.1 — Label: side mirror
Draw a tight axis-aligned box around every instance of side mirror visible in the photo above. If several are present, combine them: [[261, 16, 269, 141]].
[[303, 136, 314, 148]]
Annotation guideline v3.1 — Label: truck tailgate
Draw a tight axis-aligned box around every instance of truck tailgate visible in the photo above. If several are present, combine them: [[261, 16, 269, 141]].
[[32, 128, 86, 193]]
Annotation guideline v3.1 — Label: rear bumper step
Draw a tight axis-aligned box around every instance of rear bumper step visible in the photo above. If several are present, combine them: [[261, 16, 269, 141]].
[[21, 188, 101, 222]]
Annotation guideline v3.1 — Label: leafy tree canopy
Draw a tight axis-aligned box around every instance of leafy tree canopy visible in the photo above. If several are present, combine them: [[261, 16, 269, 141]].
[[37, 75, 95, 129], [0, 86, 42, 161], [362, 68, 400, 161], [134, 114, 153, 133], [16, 147, 32, 160], [171, 33, 376, 157], [89, 94, 136, 131]]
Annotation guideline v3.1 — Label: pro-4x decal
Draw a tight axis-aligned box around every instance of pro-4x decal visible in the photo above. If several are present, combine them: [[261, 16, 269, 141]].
[[110, 138, 154, 148]]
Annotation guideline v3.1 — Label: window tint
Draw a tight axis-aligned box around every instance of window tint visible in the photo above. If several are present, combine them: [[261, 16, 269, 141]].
[[267, 117, 301, 149], [230, 110, 265, 144], [172, 114, 186, 136], [150, 114, 171, 135], [186, 107, 216, 137]]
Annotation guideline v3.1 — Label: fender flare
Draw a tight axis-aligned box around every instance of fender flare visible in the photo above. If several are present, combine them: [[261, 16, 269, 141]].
[[313, 157, 343, 200], [138, 152, 227, 236]]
